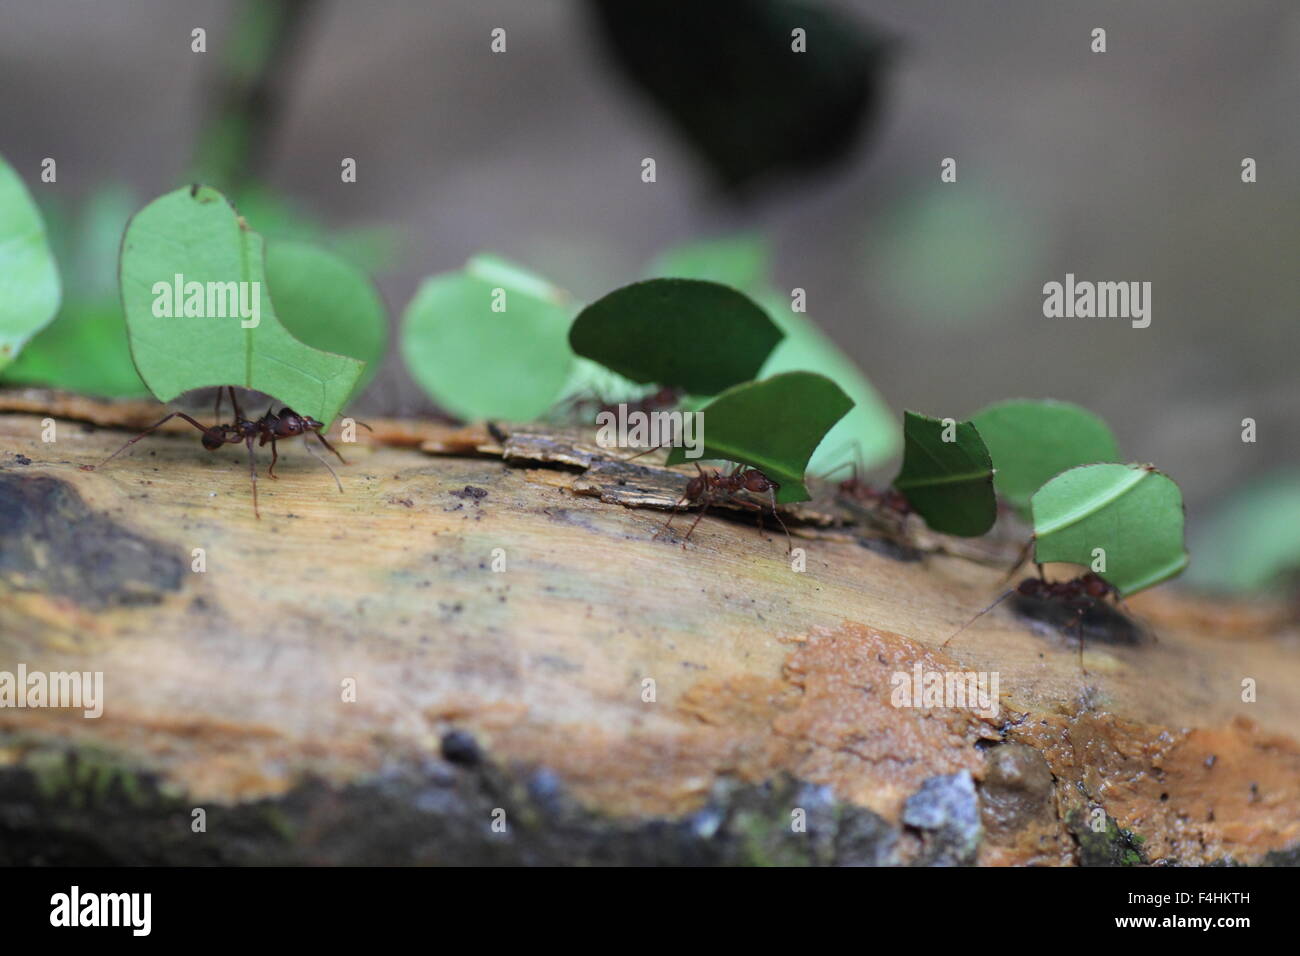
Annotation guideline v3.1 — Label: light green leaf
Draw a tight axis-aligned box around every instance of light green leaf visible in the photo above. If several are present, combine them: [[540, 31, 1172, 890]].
[[1031, 463, 1189, 597], [120, 185, 364, 425], [972, 398, 1120, 518], [1185, 470, 1300, 594], [893, 411, 997, 537], [664, 371, 854, 504], [758, 294, 899, 475], [401, 254, 575, 420], [2, 301, 147, 397], [647, 235, 771, 292], [265, 239, 388, 396], [0, 154, 61, 369]]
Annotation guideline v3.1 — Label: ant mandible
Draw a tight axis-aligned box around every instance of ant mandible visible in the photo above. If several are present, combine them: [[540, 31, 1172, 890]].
[[942, 571, 1123, 674], [655, 461, 792, 553], [84, 386, 368, 519]]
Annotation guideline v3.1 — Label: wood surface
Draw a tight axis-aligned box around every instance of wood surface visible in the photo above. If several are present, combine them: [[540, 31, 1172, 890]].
[[0, 390, 1296, 865]]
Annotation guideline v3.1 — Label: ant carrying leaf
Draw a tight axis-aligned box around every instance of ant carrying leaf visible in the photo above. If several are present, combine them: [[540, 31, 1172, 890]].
[[619, 443, 791, 552], [83, 386, 370, 519], [943, 571, 1129, 675], [655, 461, 791, 553], [821, 439, 913, 521]]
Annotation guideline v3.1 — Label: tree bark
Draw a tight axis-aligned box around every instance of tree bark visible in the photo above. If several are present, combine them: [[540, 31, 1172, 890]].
[[0, 390, 1296, 866]]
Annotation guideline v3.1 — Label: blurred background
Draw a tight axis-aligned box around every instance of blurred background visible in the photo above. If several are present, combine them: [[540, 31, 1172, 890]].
[[1, 0, 1297, 584]]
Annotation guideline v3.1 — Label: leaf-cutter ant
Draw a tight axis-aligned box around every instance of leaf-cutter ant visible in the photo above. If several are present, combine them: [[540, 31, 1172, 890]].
[[83, 386, 369, 518], [822, 441, 913, 519], [943, 571, 1127, 674], [656, 461, 791, 552]]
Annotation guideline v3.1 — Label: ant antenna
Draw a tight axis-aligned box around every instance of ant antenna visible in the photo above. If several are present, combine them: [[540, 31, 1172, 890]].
[[302, 435, 345, 493], [1002, 537, 1035, 584], [942, 588, 1016, 649]]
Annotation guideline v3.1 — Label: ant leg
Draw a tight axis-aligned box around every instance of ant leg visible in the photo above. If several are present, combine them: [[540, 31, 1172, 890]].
[[766, 487, 792, 554], [267, 439, 279, 479], [1074, 610, 1088, 676], [302, 434, 344, 493], [653, 463, 707, 541], [90, 412, 211, 468], [245, 435, 260, 520], [229, 386, 245, 423], [214, 388, 223, 426], [679, 496, 713, 549], [652, 495, 690, 541], [313, 430, 348, 466]]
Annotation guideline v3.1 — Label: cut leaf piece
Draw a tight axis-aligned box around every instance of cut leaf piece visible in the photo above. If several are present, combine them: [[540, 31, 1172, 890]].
[[568, 278, 783, 396], [971, 398, 1120, 518], [401, 254, 575, 421], [120, 185, 364, 424], [0, 154, 61, 369], [1031, 463, 1188, 597], [644, 236, 898, 470], [664, 371, 853, 504], [893, 411, 997, 537], [265, 239, 388, 396]]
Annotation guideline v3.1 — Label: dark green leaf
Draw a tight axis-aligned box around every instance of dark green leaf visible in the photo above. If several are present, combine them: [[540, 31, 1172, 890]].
[[569, 278, 783, 396], [645, 239, 898, 470], [586, 0, 892, 195], [893, 411, 997, 537], [971, 398, 1120, 518], [1032, 463, 1189, 597], [664, 370, 854, 504]]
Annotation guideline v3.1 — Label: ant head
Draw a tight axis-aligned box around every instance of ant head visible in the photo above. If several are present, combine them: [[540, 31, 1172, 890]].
[[742, 469, 776, 493], [201, 427, 227, 450], [1017, 578, 1046, 597]]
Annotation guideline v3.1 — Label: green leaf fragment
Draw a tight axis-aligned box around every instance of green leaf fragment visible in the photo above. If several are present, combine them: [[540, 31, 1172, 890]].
[[1031, 463, 1189, 597], [569, 278, 783, 396], [1185, 471, 1300, 594], [0, 154, 61, 369], [644, 236, 898, 471], [400, 254, 575, 421], [893, 411, 997, 537], [265, 239, 388, 396], [664, 371, 854, 504], [120, 185, 365, 425], [971, 398, 1120, 518]]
